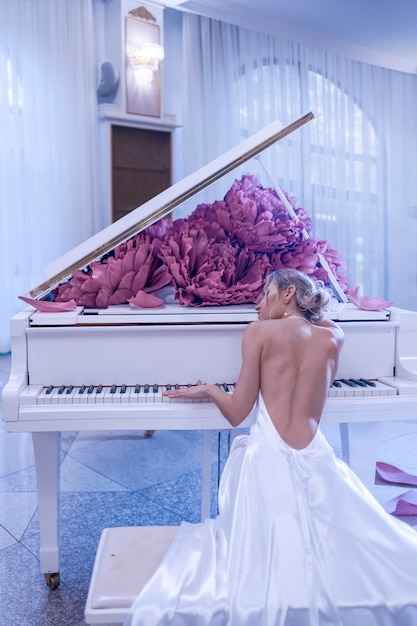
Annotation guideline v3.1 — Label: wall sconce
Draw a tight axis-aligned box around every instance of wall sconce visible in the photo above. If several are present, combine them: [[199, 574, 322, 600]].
[[127, 42, 164, 83], [125, 7, 163, 116]]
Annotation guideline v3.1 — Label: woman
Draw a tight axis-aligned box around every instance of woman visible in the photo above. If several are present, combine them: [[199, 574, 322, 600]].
[[126, 269, 417, 626]]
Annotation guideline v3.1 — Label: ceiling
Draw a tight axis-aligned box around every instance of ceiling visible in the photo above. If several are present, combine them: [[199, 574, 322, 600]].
[[164, 0, 417, 74]]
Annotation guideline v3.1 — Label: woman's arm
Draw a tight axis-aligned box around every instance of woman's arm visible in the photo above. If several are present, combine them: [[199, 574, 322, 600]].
[[163, 322, 262, 427]]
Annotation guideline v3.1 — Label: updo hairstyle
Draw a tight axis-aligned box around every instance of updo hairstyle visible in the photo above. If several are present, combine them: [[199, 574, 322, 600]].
[[266, 269, 330, 323]]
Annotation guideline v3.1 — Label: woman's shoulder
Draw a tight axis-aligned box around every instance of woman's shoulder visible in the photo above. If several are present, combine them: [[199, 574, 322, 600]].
[[313, 318, 345, 343]]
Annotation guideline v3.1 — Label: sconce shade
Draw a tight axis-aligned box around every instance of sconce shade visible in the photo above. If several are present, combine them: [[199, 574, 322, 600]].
[[96, 60, 119, 97]]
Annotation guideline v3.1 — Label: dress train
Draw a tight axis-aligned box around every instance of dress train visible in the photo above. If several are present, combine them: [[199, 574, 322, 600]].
[[125, 394, 417, 625]]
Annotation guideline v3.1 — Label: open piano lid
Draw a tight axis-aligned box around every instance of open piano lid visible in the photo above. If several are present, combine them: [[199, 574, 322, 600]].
[[28, 112, 315, 301]]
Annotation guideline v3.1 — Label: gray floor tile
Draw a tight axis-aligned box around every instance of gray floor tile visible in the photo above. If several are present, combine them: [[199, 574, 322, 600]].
[[0, 542, 85, 626]]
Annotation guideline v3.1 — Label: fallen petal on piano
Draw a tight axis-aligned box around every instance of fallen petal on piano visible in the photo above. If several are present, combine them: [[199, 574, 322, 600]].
[[376, 461, 417, 487], [384, 489, 417, 516], [129, 290, 164, 308], [18, 295, 77, 312], [348, 286, 392, 311]]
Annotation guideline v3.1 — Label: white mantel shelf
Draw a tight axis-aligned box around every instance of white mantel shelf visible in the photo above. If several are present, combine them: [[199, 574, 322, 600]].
[[98, 103, 179, 131]]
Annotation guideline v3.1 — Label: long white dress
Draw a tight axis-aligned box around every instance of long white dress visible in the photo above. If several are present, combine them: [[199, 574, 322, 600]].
[[125, 394, 417, 625]]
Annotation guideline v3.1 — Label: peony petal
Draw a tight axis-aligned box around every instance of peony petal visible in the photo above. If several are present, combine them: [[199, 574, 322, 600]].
[[348, 286, 392, 311], [119, 271, 136, 291], [376, 462, 417, 487], [384, 490, 417, 516], [129, 290, 164, 308], [19, 296, 77, 312]]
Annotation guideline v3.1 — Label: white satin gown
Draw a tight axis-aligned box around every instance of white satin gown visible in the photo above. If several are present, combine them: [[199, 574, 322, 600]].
[[125, 394, 417, 625]]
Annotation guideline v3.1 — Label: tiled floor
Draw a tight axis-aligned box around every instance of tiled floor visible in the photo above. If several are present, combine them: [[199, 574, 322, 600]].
[[1, 352, 417, 626]]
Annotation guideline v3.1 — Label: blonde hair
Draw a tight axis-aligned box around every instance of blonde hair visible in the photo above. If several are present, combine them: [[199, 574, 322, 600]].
[[266, 269, 330, 323]]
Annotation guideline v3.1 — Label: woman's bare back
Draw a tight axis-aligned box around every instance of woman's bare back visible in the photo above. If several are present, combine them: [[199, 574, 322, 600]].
[[259, 317, 343, 449]]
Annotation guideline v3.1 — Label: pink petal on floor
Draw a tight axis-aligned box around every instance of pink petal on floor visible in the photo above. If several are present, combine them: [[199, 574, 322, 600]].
[[19, 296, 77, 312], [384, 490, 417, 516], [376, 461, 417, 487]]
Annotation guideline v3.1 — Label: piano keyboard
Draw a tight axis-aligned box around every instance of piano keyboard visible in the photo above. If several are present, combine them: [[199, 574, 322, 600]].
[[21, 379, 397, 405], [328, 378, 397, 397]]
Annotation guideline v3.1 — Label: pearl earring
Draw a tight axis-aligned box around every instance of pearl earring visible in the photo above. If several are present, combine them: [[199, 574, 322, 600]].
[[283, 311, 288, 317]]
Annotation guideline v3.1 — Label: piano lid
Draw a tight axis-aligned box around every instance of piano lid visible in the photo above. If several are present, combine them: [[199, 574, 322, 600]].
[[29, 112, 315, 300]]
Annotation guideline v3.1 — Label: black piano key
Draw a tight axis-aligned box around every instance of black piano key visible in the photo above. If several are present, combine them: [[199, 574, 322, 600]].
[[78, 385, 86, 394], [350, 379, 366, 387], [166, 384, 172, 391], [174, 384, 180, 390], [340, 378, 355, 387], [144, 384, 149, 393], [87, 385, 94, 394], [66, 385, 74, 394], [110, 384, 117, 394], [153, 384, 158, 393], [46, 385, 54, 395], [121, 385, 127, 394], [359, 378, 376, 387], [135, 385, 141, 394], [96, 385, 103, 394], [58, 385, 65, 395], [332, 381, 342, 387], [223, 384, 230, 392]]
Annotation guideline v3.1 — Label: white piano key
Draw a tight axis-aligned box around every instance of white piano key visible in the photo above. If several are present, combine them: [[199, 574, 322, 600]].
[[110, 385, 127, 403], [137, 384, 151, 403], [150, 384, 163, 403], [63, 386, 77, 404], [327, 385, 339, 398], [328, 382, 352, 397], [72, 385, 87, 404], [127, 385, 141, 403], [369, 380, 397, 396], [37, 385, 55, 404], [55, 385, 70, 404], [78, 385, 96, 404], [346, 379, 375, 397], [103, 385, 121, 404], [47, 387, 65, 403], [93, 385, 105, 404], [84, 385, 97, 404], [120, 385, 131, 404], [339, 379, 365, 397]]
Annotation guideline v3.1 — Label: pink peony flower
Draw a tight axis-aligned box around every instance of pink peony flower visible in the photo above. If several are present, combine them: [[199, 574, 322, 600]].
[[160, 225, 270, 306], [50, 174, 349, 309], [54, 235, 171, 308]]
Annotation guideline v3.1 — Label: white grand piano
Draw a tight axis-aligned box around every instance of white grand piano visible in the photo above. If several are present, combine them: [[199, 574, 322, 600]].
[[3, 112, 417, 590]]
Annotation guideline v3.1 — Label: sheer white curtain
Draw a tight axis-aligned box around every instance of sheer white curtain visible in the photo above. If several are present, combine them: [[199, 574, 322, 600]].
[[0, 0, 100, 353], [182, 14, 417, 310]]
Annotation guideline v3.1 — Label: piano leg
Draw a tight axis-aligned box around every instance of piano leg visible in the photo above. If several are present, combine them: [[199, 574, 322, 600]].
[[32, 431, 61, 589], [341, 422, 381, 492]]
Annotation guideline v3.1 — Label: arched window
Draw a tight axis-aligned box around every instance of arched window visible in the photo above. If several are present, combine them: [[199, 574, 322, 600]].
[[237, 56, 385, 295]]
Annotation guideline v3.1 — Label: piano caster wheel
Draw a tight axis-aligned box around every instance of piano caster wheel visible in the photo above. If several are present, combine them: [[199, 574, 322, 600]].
[[144, 430, 155, 438], [44, 572, 60, 590]]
